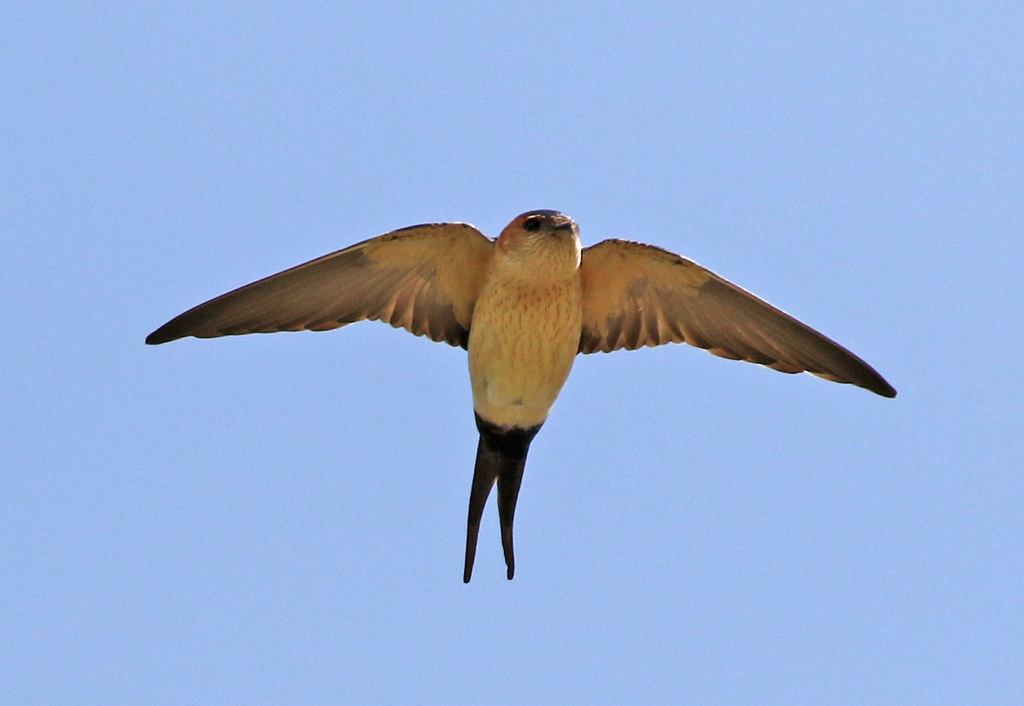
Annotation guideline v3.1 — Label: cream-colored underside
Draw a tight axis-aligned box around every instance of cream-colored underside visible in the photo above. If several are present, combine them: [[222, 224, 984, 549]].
[[468, 274, 583, 429]]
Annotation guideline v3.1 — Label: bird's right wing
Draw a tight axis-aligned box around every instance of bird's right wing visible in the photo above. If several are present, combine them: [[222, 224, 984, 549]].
[[146, 223, 494, 349]]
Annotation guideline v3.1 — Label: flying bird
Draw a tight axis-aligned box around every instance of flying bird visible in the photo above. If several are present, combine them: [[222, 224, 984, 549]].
[[147, 210, 896, 582]]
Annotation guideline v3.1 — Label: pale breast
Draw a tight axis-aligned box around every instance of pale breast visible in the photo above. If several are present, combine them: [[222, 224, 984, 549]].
[[467, 276, 583, 429]]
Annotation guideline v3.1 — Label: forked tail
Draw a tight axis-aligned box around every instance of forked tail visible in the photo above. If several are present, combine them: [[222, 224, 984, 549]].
[[463, 415, 541, 583]]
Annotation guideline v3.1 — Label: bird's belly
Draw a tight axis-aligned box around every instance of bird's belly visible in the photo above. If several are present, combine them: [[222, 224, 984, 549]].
[[468, 278, 582, 429]]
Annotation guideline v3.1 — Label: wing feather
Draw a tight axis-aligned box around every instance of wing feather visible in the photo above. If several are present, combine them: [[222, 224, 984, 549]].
[[146, 223, 493, 349], [579, 239, 896, 397]]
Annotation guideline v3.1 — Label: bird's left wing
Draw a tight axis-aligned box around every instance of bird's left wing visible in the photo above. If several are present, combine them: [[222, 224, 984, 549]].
[[578, 239, 896, 397], [147, 223, 494, 349]]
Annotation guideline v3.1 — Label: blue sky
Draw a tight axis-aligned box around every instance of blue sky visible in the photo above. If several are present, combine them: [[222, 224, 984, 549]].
[[3, 2, 1022, 703]]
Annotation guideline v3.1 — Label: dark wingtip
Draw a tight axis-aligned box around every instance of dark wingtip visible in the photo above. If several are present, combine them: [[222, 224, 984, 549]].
[[146, 317, 186, 345], [865, 376, 897, 398], [145, 329, 169, 345]]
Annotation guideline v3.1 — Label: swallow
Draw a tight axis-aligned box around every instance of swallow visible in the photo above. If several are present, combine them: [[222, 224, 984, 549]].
[[147, 210, 896, 582]]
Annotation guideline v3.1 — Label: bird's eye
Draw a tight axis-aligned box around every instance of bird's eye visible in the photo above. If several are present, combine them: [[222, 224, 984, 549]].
[[523, 217, 542, 232]]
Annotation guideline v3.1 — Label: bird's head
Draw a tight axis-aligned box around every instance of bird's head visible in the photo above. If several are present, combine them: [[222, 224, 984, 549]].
[[496, 210, 582, 276]]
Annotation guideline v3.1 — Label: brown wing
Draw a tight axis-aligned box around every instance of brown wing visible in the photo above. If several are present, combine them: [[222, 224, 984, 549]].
[[578, 239, 896, 397], [146, 223, 494, 349]]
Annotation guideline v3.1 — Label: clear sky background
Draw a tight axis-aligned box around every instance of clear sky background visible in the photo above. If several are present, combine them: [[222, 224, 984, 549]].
[[3, 2, 1022, 704]]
